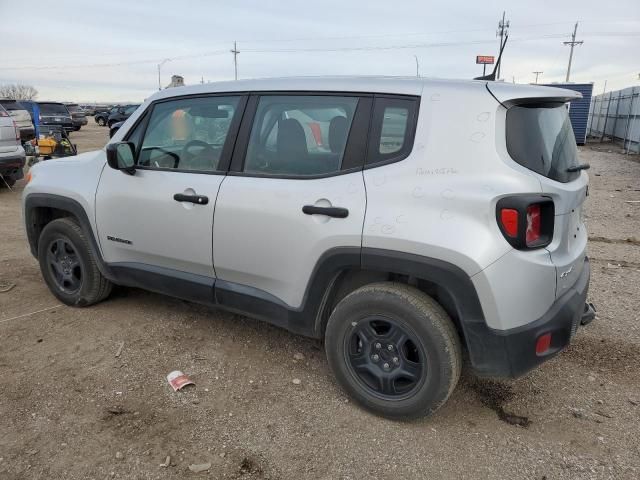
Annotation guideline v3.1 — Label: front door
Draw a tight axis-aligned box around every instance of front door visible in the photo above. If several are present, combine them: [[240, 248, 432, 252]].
[[212, 94, 370, 310], [95, 94, 246, 280]]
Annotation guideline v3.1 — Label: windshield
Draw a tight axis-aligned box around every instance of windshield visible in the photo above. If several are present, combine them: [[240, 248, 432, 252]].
[[40, 103, 70, 116], [506, 104, 579, 183]]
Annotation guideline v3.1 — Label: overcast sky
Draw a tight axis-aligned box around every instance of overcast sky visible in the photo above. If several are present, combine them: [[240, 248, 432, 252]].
[[1, 0, 638, 102]]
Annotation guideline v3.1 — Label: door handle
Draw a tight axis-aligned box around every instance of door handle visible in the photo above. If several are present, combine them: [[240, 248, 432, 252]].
[[174, 193, 209, 205], [302, 205, 349, 218]]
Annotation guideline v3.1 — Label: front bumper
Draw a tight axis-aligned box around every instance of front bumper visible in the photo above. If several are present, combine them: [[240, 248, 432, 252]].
[[465, 257, 592, 378]]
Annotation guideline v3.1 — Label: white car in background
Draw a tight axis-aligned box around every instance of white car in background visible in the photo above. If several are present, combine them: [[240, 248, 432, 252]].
[[0, 104, 26, 187]]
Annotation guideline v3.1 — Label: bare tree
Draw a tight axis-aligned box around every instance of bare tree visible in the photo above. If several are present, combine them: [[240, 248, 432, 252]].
[[0, 84, 38, 100]]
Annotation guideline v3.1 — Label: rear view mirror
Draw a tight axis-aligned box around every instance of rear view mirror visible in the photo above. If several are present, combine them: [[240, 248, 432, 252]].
[[106, 142, 136, 174]]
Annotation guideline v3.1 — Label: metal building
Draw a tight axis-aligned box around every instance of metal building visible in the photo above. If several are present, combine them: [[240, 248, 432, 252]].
[[541, 83, 594, 145]]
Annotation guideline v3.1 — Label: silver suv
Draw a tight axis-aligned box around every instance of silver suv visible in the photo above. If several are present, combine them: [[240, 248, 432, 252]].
[[22, 77, 595, 419]]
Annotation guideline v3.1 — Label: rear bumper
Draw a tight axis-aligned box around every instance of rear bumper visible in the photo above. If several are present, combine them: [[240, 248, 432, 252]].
[[0, 150, 26, 179], [465, 257, 591, 378], [72, 117, 88, 127], [19, 126, 35, 141]]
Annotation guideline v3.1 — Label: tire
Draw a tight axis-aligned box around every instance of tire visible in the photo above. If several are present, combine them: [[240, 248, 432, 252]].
[[97, 117, 106, 126], [73, 126, 81, 131], [37, 217, 112, 307], [325, 282, 462, 420]]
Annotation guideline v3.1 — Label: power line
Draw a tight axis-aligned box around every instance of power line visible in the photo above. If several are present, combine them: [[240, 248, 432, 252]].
[[533, 71, 543, 83], [230, 41, 240, 80]]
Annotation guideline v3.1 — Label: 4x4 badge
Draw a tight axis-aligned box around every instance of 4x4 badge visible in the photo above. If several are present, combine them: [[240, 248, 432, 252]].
[[107, 235, 132, 245]]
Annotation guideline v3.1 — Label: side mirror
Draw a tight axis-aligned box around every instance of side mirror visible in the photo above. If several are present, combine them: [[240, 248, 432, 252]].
[[106, 142, 136, 174]]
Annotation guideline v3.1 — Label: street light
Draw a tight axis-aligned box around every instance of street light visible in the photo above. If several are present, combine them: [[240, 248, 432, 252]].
[[157, 58, 171, 91]]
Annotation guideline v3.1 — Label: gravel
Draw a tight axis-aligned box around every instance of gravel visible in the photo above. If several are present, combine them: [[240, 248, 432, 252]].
[[0, 124, 638, 479]]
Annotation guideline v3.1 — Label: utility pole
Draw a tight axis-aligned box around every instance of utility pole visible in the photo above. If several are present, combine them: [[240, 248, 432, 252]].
[[563, 22, 583, 82], [533, 71, 543, 84], [157, 58, 170, 91], [413, 55, 420, 77], [496, 11, 509, 80], [230, 41, 240, 80]]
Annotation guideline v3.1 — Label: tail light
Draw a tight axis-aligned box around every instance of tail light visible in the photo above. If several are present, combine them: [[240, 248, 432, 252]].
[[0, 110, 8, 117], [496, 196, 554, 249], [12, 120, 19, 141]]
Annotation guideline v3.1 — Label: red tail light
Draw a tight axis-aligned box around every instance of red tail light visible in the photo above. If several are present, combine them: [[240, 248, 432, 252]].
[[500, 209, 519, 237], [497, 196, 554, 250]]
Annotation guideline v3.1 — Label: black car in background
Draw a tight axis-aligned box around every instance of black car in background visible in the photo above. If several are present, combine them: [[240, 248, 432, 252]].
[[64, 103, 89, 131], [20, 101, 74, 133], [94, 105, 119, 126], [106, 104, 139, 128]]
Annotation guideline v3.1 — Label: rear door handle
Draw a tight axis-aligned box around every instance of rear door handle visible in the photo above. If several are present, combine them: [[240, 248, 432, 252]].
[[173, 193, 209, 205], [302, 205, 349, 218]]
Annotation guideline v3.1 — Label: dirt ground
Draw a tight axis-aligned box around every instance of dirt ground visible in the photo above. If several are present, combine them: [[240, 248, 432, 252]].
[[1, 122, 639, 479]]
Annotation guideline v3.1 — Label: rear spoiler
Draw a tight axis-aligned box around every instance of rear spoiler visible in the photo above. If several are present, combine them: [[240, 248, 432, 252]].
[[486, 82, 582, 108]]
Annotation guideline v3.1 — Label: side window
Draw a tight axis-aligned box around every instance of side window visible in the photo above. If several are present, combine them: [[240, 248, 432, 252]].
[[367, 96, 419, 166], [244, 95, 359, 176], [137, 96, 240, 172]]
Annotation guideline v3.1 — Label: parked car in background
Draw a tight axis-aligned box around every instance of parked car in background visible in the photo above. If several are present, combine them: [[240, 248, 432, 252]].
[[94, 106, 119, 126], [109, 121, 124, 138], [106, 104, 139, 128], [64, 103, 89, 131], [21, 101, 74, 133], [0, 104, 26, 187], [80, 105, 96, 115], [0, 99, 35, 141]]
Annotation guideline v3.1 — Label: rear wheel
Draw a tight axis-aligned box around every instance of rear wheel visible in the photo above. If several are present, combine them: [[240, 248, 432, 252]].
[[38, 217, 112, 306], [325, 282, 462, 419]]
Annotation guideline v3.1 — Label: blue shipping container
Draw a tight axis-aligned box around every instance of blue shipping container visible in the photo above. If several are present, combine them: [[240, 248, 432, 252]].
[[541, 83, 593, 145]]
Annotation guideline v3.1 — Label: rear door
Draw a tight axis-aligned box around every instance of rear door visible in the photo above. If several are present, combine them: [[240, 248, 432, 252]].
[[505, 102, 589, 297], [95, 94, 246, 279], [212, 93, 371, 309]]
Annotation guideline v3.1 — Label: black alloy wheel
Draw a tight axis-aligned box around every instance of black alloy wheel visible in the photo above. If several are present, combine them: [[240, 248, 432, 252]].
[[346, 316, 425, 399]]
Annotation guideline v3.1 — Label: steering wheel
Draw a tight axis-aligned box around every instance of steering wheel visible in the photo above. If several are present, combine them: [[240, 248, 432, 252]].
[[182, 140, 216, 170]]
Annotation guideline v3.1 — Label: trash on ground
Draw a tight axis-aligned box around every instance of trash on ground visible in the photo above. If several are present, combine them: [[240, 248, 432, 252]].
[[292, 378, 301, 385], [188, 462, 211, 473], [0, 281, 16, 293], [115, 341, 125, 358], [167, 370, 195, 391], [293, 352, 304, 361], [160, 455, 171, 468]]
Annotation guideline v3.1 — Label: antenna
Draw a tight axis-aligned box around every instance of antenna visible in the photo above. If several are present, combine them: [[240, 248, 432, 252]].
[[474, 34, 508, 81]]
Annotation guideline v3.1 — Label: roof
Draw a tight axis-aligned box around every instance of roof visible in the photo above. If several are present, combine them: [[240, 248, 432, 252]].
[[150, 76, 585, 103]]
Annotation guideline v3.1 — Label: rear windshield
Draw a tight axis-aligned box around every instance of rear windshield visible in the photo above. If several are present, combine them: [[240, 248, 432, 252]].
[[506, 104, 579, 183], [40, 103, 70, 115], [66, 104, 82, 112], [0, 100, 25, 111]]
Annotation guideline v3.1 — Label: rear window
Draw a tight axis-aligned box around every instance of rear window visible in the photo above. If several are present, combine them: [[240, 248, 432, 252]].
[[40, 103, 70, 115], [506, 104, 579, 183], [0, 100, 25, 111], [65, 104, 82, 112]]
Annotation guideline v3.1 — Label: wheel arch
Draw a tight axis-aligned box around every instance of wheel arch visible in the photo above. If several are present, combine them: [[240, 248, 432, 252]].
[[24, 194, 111, 279], [311, 248, 490, 370]]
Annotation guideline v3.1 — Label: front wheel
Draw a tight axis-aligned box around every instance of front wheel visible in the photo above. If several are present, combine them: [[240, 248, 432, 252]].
[[96, 117, 106, 126], [325, 282, 462, 420], [37, 217, 112, 306]]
